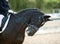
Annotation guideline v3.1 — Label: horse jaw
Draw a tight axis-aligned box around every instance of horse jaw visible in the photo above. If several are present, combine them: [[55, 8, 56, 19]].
[[26, 26, 39, 36]]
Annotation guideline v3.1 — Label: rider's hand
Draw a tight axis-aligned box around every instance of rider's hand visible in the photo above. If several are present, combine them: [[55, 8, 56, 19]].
[[8, 10, 17, 15]]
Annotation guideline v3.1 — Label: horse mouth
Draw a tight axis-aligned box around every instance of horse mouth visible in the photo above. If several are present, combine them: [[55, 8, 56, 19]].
[[26, 29, 36, 36], [26, 26, 39, 36]]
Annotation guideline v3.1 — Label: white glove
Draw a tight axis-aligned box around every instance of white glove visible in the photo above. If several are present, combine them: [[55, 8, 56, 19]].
[[8, 10, 17, 14], [8, 10, 14, 13]]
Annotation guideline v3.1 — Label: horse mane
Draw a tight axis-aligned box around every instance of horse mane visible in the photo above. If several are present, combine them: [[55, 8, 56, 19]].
[[17, 8, 44, 16], [17, 8, 40, 13]]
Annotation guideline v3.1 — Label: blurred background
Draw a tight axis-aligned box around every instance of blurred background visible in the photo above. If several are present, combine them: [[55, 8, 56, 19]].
[[9, 0, 60, 13], [9, 0, 60, 44]]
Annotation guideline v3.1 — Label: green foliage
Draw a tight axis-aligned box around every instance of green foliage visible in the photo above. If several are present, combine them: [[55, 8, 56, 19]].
[[9, 0, 27, 11], [9, 0, 60, 13]]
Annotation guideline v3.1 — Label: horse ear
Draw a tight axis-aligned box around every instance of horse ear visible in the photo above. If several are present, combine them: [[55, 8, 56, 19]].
[[44, 15, 51, 19], [43, 15, 51, 21]]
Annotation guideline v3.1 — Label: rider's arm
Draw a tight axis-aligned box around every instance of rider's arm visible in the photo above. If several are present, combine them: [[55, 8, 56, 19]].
[[0, 0, 10, 12]]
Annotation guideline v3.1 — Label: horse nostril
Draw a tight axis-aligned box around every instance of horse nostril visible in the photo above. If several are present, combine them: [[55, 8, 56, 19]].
[[26, 30, 34, 36]]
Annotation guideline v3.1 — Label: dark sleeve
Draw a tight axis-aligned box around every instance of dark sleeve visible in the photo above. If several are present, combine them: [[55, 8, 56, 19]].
[[0, 0, 10, 12]]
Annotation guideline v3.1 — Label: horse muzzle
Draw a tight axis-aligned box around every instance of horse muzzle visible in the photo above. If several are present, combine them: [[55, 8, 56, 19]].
[[26, 24, 39, 36]]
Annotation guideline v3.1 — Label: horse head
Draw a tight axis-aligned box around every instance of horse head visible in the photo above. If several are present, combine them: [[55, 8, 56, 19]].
[[26, 9, 51, 36]]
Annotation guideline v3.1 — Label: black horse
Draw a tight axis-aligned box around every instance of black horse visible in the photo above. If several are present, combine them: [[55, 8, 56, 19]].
[[0, 9, 50, 44]]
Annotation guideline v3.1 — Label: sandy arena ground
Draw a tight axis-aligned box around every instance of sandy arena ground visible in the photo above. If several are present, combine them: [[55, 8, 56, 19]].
[[23, 32, 60, 44], [23, 20, 60, 44]]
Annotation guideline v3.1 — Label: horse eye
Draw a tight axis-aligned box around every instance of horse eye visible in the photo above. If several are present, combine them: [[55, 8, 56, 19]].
[[38, 16, 43, 21], [39, 16, 41, 19]]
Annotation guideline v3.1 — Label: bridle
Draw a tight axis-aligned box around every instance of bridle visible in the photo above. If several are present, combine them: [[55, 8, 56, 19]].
[[26, 16, 46, 33]]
